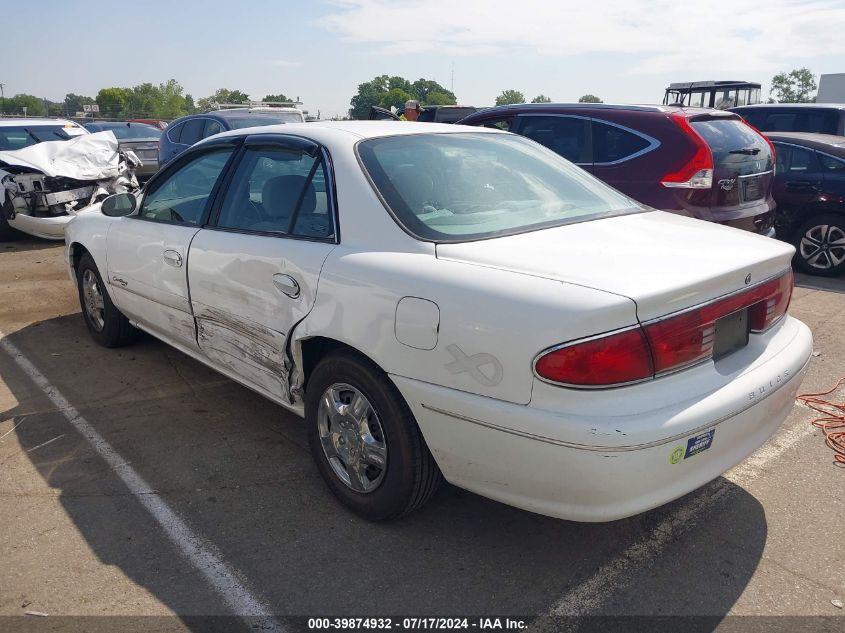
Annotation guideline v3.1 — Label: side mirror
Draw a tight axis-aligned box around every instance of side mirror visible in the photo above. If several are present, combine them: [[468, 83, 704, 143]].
[[101, 193, 137, 217]]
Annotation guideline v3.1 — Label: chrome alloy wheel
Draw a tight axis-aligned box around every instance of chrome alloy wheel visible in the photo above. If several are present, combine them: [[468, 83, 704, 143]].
[[317, 383, 387, 493], [82, 269, 106, 332], [799, 224, 845, 271]]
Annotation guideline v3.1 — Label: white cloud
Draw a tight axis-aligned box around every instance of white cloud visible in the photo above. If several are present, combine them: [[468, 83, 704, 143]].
[[271, 60, 302, 68], [320, 0, 845, 75]]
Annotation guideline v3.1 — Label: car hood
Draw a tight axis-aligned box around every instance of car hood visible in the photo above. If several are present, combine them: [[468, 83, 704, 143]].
[[435, 210, 795, 321]]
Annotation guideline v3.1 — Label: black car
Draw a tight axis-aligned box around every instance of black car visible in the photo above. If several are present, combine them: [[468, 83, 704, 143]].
[[730, 104, 845, 136], [767, 132, 845, 276]]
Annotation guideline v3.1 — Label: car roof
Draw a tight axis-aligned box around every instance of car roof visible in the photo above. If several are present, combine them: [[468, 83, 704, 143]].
[[207, 120, 503, 143], [667, 80, 761, 90], [0, 117, 81, 127], [460, 103, 731, 119], [765, 132, 845, 154], [731, 103, 845, 110]]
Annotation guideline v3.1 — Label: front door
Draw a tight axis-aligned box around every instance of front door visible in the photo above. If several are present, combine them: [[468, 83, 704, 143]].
[[187, 134, 338, 404], [106, 145, 236, 349]]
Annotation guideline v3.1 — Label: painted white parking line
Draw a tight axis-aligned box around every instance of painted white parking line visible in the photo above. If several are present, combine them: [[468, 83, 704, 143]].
[[538, 406, 817, 624], [0, 333, 286, 632]]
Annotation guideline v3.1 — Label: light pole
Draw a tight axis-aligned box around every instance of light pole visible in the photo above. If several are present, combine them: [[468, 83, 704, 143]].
[[0, 83, 5, 115]]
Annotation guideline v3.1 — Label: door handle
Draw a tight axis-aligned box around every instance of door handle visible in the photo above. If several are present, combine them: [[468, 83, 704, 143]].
[[163, 250, 183, 268], [272, 273, 300, 299]]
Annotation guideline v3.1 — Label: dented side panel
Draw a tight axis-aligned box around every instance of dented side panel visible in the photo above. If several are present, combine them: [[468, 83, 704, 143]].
[[187, 228, 336, 403]]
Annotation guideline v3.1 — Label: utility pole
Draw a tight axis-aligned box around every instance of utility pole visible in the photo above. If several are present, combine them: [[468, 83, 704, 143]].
[[450, 63, 454, 94], [0, 83, 5, 115]]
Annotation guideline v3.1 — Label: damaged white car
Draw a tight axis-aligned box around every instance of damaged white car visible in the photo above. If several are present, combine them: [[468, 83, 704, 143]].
[[1, 129, 141, 240]]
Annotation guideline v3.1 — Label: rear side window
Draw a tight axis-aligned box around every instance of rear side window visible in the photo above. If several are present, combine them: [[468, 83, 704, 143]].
[[773, 144, 820, 173], [180, 119, 205, 145], [819, 153, 845, 174], [591, 121, 651, 164], [691, 119, 773, 173], [518, 116, 590, 164], [166, 121, 184, 143], [215, 147, 333, 239], [204, 119, 224, 138], [758, 110, 838, 134]]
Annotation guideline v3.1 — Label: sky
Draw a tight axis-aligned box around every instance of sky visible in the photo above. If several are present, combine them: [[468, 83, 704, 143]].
[[2, 0, 844, 118]]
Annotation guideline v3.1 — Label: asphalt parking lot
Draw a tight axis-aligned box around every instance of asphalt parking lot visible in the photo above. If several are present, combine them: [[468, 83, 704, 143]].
[[1, 238, 844, 633]]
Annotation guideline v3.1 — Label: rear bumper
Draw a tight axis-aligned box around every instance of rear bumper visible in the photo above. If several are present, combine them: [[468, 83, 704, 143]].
[[393, 316, 812, 521]]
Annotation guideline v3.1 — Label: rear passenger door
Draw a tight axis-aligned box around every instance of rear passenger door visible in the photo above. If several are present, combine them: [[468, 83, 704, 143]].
[[772, 143, 823, 210], [187, 134, 338, 405], [512, 115, 592, 168]]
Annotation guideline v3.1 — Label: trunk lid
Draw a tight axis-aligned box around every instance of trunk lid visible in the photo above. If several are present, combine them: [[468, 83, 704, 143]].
[[691, 115, 775, 220], [436, 211, 794, 322]]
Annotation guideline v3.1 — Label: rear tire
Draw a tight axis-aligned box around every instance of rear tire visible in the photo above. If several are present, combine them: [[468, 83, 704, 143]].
[[306, 351, 442, 521], [793, 214, 845, 277], [76, 252, 137, 347]]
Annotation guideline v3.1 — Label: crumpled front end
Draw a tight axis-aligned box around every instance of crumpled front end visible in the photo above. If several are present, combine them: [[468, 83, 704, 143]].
[[1, 131, 141, 240]]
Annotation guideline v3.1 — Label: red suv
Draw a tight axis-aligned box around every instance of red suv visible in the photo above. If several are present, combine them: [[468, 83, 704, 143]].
[[458, 104, 776, 235]]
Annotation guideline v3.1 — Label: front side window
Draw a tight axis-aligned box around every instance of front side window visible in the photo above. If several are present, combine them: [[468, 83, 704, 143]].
[[357, 132, 638, 242], [591, 121, 651, 164], [518, 116, 590, 164], [216, 147, 333, 239], [140, 149, 233, 224], [477, 117, 514, 131]]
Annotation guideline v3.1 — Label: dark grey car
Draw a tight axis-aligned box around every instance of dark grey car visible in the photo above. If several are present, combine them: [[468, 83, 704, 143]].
[[83, 121, 163, 180]]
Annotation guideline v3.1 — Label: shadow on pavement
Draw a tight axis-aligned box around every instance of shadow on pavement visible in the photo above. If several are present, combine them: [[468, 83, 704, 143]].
[[2, 314, 769, 631]]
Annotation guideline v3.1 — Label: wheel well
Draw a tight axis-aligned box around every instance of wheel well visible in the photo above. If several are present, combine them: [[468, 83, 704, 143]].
[[69, 243, 90, 278], [298, 337, 378, 392]]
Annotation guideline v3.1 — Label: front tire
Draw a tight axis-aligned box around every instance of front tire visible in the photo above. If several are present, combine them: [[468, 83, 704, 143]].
[[306, 351, 442, 521], [0, 198, 21, 241], [76, 252, 137, 347], [793, 214, 845, 277]]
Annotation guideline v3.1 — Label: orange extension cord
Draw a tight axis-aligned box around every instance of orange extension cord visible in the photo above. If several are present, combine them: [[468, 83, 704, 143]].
[[796, 378, 845, 466]]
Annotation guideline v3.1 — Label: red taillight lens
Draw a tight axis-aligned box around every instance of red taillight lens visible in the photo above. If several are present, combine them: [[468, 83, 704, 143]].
[[534, 328, 653, 387], [536, 270, 794, 387], [661, 114, 714, 189]]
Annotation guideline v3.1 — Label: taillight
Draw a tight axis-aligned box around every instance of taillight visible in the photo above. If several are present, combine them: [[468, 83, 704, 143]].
[[535, 270, 794, 387], [534, 328, 653, 387], [661, 114, 714, 189]]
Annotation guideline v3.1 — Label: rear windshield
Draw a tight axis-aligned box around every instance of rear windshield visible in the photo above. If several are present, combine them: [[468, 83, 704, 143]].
[[98, 123, 162, 140], [357, 132, 640, 242], [228, 114, 301, 129], [0, 125, 84, 151], [691, 119, 773, 172]]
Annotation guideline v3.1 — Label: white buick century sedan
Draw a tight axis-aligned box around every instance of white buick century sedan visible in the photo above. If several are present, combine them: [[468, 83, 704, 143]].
[[65, 122, 813, 522]]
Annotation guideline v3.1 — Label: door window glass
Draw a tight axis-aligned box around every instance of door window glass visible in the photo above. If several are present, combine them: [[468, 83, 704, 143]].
[[179, 119, 205, 145], [478, 117, 514, 131], [592, 121, 651, 164], [819, 153, 845, 173], [204, 119, 224, 138], [778, 145, 819, 172], [140, 149, 233, 224], [216, 147, 333, 239], [166, 121, 184, 143], [518, 116, 590, 163]]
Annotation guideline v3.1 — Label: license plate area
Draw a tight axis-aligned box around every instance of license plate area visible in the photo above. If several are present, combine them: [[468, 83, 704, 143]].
[[713, 308, 749, 361], [742, 177, 762, 201]]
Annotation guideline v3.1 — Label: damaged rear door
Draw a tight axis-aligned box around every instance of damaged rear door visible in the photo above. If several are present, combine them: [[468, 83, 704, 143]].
[[187, 134, 338, 404]]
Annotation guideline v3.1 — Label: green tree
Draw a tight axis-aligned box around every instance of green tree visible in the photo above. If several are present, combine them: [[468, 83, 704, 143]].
[[157, 79, 188, 119], [64, 93, 95, 116], [96, 87, 132, 118], [7, 94, 45, 117], [495, 90, 525, 106], [379, 88, 413, 111], [126, 83, 161, 118], [578, 94, 603, 103], [184, 94, 197, 114], [531, 94, 552, 103], [425, 91, 456, 106], [410, 79, 456, 104], [770, 68, 817, 103], [197, 88, 251, 111], [349, 75, 391, 119], [263, 93, 290, 103]]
